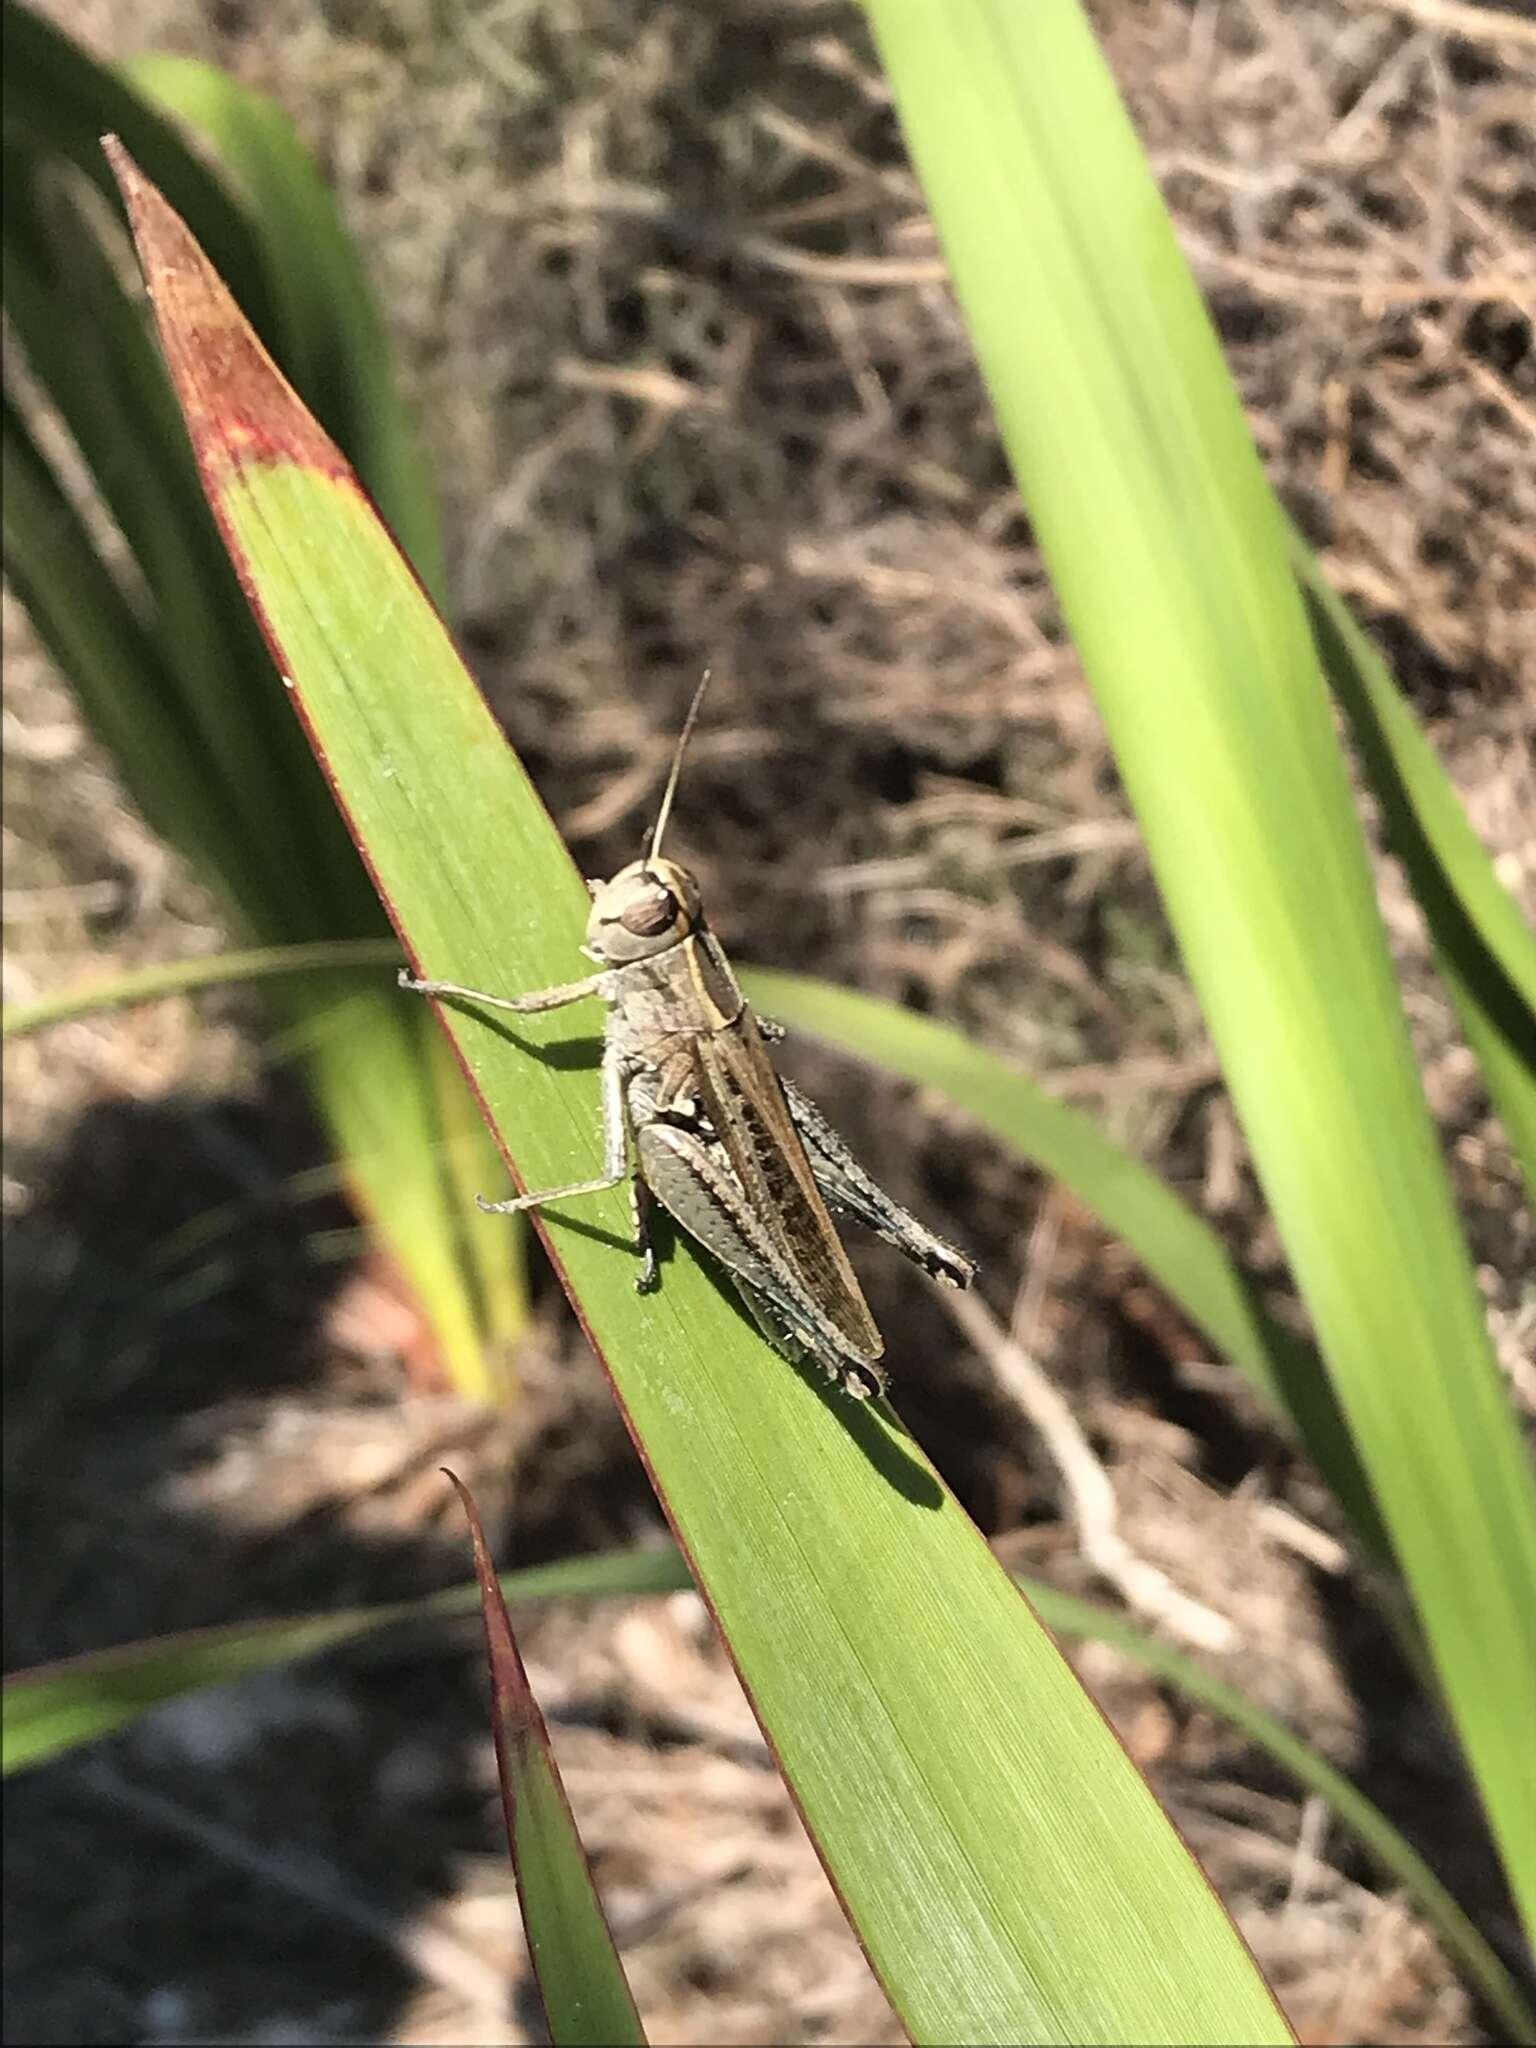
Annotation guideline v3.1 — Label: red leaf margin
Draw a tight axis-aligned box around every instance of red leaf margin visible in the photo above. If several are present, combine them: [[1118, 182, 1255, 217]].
[[443, 1471, 645, 2045]]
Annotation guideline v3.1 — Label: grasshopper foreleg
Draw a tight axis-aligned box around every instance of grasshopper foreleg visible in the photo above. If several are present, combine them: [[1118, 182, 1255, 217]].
[[398, 968, 605, 1015]]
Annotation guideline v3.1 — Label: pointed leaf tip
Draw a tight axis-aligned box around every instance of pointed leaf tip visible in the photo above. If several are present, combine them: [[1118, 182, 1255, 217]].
[[443, 1473, 647, 2044], [443, 1469, 539, 1751], [99, 137, 350, 482]]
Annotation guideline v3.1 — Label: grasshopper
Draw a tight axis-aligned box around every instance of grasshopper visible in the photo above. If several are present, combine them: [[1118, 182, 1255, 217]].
[[400, 678, 975, 1397]]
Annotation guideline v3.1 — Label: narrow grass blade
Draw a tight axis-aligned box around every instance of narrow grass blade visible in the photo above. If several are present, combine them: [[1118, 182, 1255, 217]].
[[747, 969, 1392, 1567], [5, 203, 328, 929], [106, 143, 1291, 2042], [1026, 1581, 1536, 2044], [1295, 544, 1536, 1198], [1, 1547, 692, 1776], [2, 396, 268, 923], [4, 15, 523, 1393], [863, 0, 1536, 1937], [446, 1474, 646, 2046], [2, 2, 276, 336], [1, 939, 404, 1040]]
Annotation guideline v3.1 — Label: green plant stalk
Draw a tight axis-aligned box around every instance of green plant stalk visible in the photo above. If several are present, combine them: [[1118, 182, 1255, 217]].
[[2, 1547, 696, 1774], [864, 0, 1536, 1936], [1, 939, 404, 1039]]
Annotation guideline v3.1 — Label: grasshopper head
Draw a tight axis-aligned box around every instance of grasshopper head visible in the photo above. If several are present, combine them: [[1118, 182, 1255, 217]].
[[584, 857, 703, 963]]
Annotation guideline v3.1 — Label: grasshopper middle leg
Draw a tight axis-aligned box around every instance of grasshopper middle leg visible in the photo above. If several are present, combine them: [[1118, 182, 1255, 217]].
[[475, 1041, 629, 1215], [401, 971, 658, 1273]]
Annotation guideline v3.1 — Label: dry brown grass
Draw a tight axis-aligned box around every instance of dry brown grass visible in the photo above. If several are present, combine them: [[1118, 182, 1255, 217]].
[[5, 0, 1533, 2040]]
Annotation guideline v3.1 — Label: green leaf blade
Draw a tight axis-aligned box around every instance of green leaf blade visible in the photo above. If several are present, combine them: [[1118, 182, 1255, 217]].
[[107, 142, 1291, 2043], [447, 1473, 646, 2047]]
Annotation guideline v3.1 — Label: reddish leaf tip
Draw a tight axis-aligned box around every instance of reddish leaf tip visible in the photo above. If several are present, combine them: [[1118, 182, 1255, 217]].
[[443, 1469, 539, 1745], [100, 139, 351, 482]]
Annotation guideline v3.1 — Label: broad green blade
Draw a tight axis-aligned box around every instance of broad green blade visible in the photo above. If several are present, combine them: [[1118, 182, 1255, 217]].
[[427, 1021, 529, 1400], [448, 1476, 646, 2046], [7, 940, 1377, 1549], [1, 1548, 692, 1776], [863, 0, 1536, 1937], [107, 143, 1290, 2043], [747, 969, 1391, 1567]]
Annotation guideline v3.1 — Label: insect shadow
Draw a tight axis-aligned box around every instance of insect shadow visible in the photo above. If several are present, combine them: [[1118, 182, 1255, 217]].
[[646, 1201, 944, 1510], [429, 997, 599, 1070]]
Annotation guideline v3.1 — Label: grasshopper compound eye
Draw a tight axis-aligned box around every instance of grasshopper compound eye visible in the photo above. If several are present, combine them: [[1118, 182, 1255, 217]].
[[620, 886, 678, 937]]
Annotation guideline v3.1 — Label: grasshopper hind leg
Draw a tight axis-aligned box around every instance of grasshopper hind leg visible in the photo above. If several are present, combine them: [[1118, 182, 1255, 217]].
[[737, 1287, 887, 1401], [635, 1120, 887, 1399], [779, 1078, 976, 1291]]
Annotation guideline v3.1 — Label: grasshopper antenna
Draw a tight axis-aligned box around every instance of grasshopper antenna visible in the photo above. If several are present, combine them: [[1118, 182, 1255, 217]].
[[644, 668, 711, 868]]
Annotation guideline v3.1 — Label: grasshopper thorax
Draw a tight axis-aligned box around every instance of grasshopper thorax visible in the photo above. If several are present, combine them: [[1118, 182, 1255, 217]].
[[584, 856, 703, 964]]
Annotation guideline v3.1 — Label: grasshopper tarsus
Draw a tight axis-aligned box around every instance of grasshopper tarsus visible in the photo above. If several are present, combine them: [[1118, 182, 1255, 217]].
[[631, 1176, 660, 1291], [400, 968, 604, 1016]]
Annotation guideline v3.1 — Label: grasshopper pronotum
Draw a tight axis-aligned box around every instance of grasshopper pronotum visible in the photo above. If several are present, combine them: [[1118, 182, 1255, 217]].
[[401, 678, 976, 1396]]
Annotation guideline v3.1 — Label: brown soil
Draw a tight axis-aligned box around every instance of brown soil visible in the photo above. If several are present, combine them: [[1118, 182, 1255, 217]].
[[5, 1, 1533, 2042]]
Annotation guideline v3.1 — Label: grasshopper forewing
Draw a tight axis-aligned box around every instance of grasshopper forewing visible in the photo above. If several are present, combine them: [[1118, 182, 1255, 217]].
[[401, 679, 975, 1397]]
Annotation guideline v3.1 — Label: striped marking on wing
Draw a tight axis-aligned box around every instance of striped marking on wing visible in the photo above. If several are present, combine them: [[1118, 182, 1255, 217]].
[[693, 1020, 883, 1361]]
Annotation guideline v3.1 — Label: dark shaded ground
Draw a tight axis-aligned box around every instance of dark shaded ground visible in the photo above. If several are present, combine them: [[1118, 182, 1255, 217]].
[[5, 0, 1534, 2040]]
